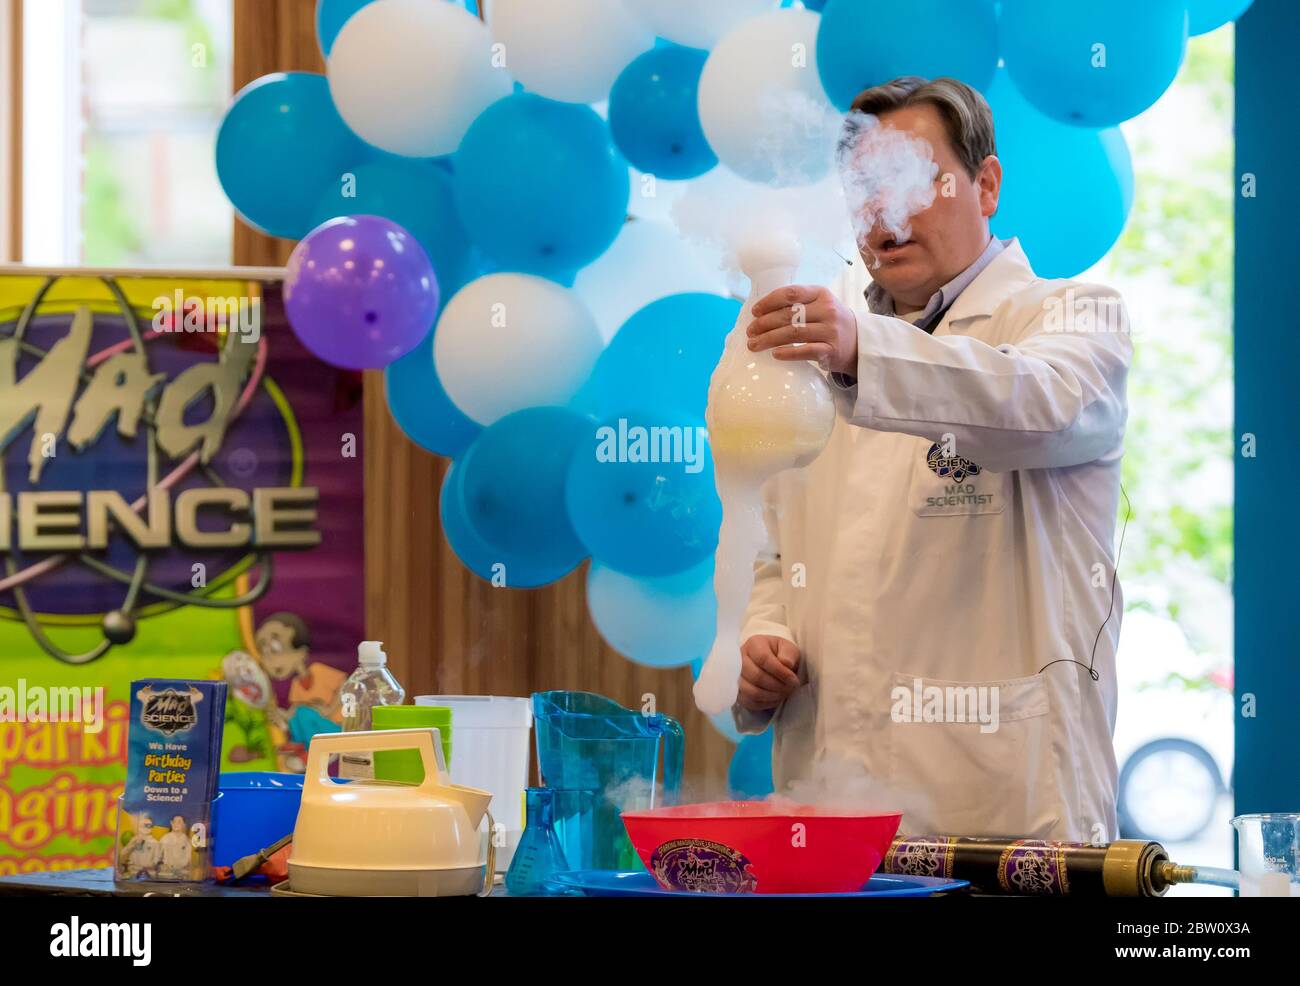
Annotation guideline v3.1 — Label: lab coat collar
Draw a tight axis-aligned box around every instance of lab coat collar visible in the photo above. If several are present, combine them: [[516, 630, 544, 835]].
[[940, 238, 1039, 327]]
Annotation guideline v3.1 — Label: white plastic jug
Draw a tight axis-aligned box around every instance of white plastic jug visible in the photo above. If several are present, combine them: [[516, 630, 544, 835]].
[[415, 695, 532, 870]]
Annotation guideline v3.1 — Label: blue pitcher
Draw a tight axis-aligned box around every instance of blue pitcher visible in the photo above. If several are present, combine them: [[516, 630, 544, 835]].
[[532, 691, 684, 872]]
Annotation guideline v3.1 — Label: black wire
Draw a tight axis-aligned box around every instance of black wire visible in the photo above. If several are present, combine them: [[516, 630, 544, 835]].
[[1037, 481, 1131, 681]]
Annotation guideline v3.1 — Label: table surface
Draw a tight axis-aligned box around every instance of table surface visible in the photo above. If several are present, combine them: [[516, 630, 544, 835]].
[[0, 868, 973, 898], [0, 868, 271, 897], [0, 868, 513, 897]]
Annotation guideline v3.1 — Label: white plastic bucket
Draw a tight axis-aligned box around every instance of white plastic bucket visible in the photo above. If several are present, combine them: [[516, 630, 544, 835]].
[[415, 695, 532, 871]]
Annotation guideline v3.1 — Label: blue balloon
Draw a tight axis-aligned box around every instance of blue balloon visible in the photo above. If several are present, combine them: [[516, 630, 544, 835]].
[[384, 329, 481, 458], [440, 460, 582, 588], [816, 0, 997, 110], [1001, 0, 1187, 128], [454, 94, 630, 276], [729, 732, 775, 798], [586, 560, 716, 669], [1188, 0, 1254, 35], [566, 409, 720, 577], [573, 294, 740, 420], [216, 72, 365, 239], [312, 156, 476, 296], [609, 46, 716, 181], [988, 71, 1134, 278], [316, 0, 373, 57], [457, 406, 592, 573]]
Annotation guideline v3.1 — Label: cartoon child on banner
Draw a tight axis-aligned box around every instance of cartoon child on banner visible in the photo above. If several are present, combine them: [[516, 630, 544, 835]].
[[255, 612, 345, 768], [219, 651, 278, 771]]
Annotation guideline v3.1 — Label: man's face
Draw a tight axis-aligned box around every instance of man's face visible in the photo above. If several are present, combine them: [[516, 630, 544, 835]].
[[171, 816, 185, 833], [256, 621, 307, 680], [855, 103, 1001, 310]]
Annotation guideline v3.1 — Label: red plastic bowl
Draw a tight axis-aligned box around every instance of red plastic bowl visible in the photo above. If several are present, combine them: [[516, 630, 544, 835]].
[[621, 801, 903, 894]]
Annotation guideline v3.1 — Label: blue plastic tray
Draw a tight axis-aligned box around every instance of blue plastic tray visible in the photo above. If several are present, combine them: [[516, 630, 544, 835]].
[[551, 870, 968, 898]]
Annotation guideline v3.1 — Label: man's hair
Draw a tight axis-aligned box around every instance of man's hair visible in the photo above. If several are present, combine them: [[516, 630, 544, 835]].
[[849, 76, 996, 180]]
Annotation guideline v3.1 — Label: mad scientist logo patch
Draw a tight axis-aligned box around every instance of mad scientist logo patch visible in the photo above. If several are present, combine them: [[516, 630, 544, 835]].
[[916, 442, 1003, 515], [926, 443, 982, 482]]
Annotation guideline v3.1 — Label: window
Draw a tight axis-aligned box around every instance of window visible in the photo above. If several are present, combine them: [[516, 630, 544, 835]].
[[19, 0, 232, 266]]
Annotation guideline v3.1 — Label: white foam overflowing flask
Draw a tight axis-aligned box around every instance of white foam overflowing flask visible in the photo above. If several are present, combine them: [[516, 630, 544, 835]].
[[694, 235, 837, 716]]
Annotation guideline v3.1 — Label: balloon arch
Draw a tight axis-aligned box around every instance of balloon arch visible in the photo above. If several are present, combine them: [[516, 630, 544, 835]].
[[216, 0, 1251, 771]]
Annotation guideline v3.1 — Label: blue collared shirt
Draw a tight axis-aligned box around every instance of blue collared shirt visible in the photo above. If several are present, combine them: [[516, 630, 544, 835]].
[[865, 236, 1008, 334], [828, 236, 1009, 390]]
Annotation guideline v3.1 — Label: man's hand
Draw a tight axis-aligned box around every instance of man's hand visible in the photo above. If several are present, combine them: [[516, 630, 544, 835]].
[[737, 634, 802, 711], [747, 285, 859, 375]]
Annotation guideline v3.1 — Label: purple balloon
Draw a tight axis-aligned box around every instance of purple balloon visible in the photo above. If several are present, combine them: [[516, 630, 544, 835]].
[[284, 214, 440, 370]]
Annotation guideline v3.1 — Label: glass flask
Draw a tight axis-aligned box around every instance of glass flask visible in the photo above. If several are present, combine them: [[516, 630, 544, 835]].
[[505, 787, 572, 896], [694, 236, 836, 715]]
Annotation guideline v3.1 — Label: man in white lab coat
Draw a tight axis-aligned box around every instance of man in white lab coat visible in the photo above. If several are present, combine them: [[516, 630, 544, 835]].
[[736, 77, 1131, 842]]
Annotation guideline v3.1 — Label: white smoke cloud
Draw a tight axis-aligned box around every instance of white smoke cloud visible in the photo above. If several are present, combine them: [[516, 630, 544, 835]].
[[768, 755, 933, 824], [671, 108, 939, 283], [837, 111, 939, 260]]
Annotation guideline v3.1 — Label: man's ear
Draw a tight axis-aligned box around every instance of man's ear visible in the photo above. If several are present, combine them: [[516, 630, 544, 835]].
[[978, 155, 1002, 218]]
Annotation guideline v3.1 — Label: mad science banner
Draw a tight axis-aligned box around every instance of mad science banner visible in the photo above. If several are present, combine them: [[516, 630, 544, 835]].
[[0, 270, 365, 874]]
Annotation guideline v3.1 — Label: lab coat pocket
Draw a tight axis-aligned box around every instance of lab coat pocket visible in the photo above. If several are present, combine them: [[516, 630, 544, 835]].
[[909, 440, 1007, 517], [885, 671, 1065, 838]]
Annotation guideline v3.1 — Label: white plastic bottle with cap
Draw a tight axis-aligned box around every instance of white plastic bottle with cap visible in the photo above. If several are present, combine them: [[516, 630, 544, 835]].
[[338, 641, 406, 779]]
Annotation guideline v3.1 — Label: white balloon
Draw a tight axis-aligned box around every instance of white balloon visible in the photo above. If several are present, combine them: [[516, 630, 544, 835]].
[[697, 8, 840, 186], [327, 0, 510, 157], [434, 274, 602, 425], [488, 0, 652, 104], [624, 0, 780, 50], [587, 562, 715, 670], [574, 219, 728, 342]]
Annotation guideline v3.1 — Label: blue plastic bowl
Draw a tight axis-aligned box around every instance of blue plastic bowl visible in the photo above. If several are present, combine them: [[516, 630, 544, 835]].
[[213, 772, 304, 867]]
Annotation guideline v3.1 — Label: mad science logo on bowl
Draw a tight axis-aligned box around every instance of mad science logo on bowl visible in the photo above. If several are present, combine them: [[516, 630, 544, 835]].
[[138, 685, 203, 737], [651, 838, 758, 894], [926, 442, 982, 483]]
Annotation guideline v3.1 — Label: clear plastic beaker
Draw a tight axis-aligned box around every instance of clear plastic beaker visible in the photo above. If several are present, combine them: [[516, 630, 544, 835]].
[[1231, 812, 1300, 896]]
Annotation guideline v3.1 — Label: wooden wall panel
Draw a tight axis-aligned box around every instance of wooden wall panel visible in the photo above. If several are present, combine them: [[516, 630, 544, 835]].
[[233, 0, 732, 791]]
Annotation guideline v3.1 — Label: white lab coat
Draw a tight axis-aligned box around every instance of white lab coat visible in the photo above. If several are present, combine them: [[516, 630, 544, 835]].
[[736, 240, 1130, 842]]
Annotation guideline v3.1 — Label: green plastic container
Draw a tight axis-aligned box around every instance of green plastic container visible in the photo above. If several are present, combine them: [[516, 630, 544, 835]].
[[371, 705, 453, 783]]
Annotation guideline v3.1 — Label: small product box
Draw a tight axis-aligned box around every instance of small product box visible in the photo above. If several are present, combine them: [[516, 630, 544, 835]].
[[115, 679, 227, 882]]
